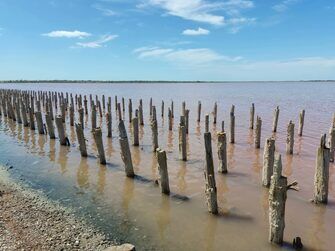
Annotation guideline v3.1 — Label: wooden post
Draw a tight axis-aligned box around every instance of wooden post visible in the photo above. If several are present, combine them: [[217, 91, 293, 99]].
[[69, 104, 74, 126], [230, 105, 235, 143], [78, 108, 84, 129], [168, 108, 173, 131], [91, 103, 97, 131], [117, 103, 122, 121], [213, 102, 217, 124], [205, 114, 209, 133], [156, 148, 170, 195], [45, 114, 55, 139], [204, 132, 218, 214], [272, 106, 280, 133], [61, 102, 66, 123], [132, 117, 139, 146], [329, 127, 335, 162], [84, 96, 88, 115], [286, 120, 294, 154], [185, 109, 189, 134], [298, 109, 305, 136], [313, 134, 330, 204], [151, 118, 158, 152], [118, 120, 135, 177], [35, 111, 45, 134], [128, 99, 132, 123], [262, 137, 276, 187], [114, 96, 117, 111], [29, 107, 35, 130], [122, 97, 125, 112], [171, 101, 174, 118], [15, 102, 22, 124], [217, 131, 227, 173], [182, 101, 186, 116], [106, 112, 112, 138], [197, 101, 201, 122], [255, 116, 262, 149], [75, 123, 87, 157], [93, 127, 106, 165], [139, 101, 144, 125], [161, 100, 164, 117], [179, 124, 187, 161], [269, 154, 287, 245], [249, 103, 255, 129], [21, 102, 29, 127], [55, 116, 67, 145]]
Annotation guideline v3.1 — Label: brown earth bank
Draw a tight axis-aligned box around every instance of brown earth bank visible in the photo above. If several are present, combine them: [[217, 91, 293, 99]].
[[0, 167, 135, 251]]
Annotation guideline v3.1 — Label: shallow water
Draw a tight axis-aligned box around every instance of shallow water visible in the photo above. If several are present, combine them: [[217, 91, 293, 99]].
[[0, 82, 334, 251]]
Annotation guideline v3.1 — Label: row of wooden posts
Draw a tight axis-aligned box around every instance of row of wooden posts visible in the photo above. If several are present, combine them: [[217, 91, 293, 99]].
[[0, 88, 334, 247]]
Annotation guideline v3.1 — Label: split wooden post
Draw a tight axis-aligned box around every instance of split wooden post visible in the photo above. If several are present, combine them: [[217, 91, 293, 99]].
[[91, 104, 97, 131], [151, 117, 158, 152], [329, 127, 335, 162], [313, 134, 330, 204], [69, 104, 74, 126], [269, 153, 287, 245], [204, 132, 218, 214], [78, 108, 84, 129], [229, 105, 235, 143], [217, 131, 228, 173], [272, 106, 280, 133], [197, 101, 201, 122], [179, 124, 187, 161], [55, 116, 67, 145], [249, 103, 255, 129], [255, 116, 262, 148], [205, 114, 209, 133], [286, 120, 294, 154], [118, 120, 135, 177], [35, 111, 45, 134], [262, 137, 276, 187], [106, 112, 112, 138], [45, 114, 56, 139], [75, 123, 88, 157], [298, 109, 305, 136], [93, 127, 106, 165], [156, 148, 170, 195], [132, 117, 139, 146]]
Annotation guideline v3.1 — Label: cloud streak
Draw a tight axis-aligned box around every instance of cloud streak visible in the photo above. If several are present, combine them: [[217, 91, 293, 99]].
[[42, 30, 91, 38], [182, 27, 210, 36], [273, 0, 300, 12], [76, 34, 118, 48]]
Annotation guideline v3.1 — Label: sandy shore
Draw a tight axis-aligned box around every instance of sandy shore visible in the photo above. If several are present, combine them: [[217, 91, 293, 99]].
[[0, 166, 134, 251]]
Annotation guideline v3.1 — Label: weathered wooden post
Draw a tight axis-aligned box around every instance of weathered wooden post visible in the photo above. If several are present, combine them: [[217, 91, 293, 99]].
[[93, 127, 106, 165], [182, 101, 186, 116], [204, 132, 218, 214], [179, 123, 187, 161], [117, 103, 122, 121], [221, 121, 225, 132], [161, 100, 164, 117], [269, 153, 287, 245], [55, 116, 67, 145], [329, 127, 335, 162], [151, 117, 158, 152], [272, 106, 280, 133], [217, 131, 227, 173], [84, 96, 88, 115], [255, 116, 262, 149], [122, 97, 125, 112], [132, 117, 139, 146], [78, 108, 84, 129], [106, 112, 112, 138], [21, 102, 29, 127], [118, 120, 135, 177], [185, 109, 189, 134], [156, 148, 170, 195], [286, 120, 294, 154], [197, 101, 201, 122], [139, 101, 144, 125], [313, 134, 330, 204], [230, 105, 235, 143], [171, 100, 174, 118], [29, 107, 35, 130], [69, 104, 74, 126], [262, 137, 276, 187], [45, 114, 55, 139], [35, 111, 45, 134], [168, 108, 173, 131], [205, 114, 209, 133], [213, 102, 217, 124], [61, 102, 66, 123], [298, 109, 305, 136], [249, 103, 255, 129], [128, 99, 133, 123], [15, 102, 22, 124], [91, 104, 97, 131], [114, 96, 118, 111], [75, 123, 87, 157]]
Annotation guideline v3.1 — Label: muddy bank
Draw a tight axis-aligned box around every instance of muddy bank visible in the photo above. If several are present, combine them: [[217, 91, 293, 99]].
[[0, 166, 134, 251]]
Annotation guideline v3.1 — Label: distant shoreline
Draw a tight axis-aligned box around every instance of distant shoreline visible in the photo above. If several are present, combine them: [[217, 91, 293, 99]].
[[0, 80, 334, 84]]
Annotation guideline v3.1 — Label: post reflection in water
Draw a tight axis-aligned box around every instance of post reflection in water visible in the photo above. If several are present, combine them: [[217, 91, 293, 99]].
[[57, 145, 69, 174], [284, 155, 293, 177], [106, 138, 114, 159], [77, 158, 89, 189], [37, 134, 46, 156], [70, 126, 76, 145], [97, 164, 106, 195], [23, 126, 29, 146], [49, 139, 56, 162], [204, 214, 218, 251], [155, 196, 171, 241], [177, 161, 187, 194], [151, 153, 158, 180], [167, 130, 174, 151], [252, 148, 261, 173], [132, 146, 141, 171], [30, 130, 36, 152], [309, 206, 326, 251], [227, 143, 235, 170], [122, 177, 135, 214]]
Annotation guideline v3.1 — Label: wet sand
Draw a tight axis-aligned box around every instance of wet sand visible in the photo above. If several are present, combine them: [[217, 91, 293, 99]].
[[0, 82, 334, 250]]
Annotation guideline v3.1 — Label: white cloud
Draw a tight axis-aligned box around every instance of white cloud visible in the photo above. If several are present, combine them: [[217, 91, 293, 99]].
[[93, 5, 118, 16], [42, 30, 91, 38], [76, 34, 118, 48], [182, 27, 210, 36], [133, 46, 242, 65], [273, 0, 300, 12]]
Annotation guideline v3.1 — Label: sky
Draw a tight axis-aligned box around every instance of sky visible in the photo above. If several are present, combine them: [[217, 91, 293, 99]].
[[0, 0, 335, 81]]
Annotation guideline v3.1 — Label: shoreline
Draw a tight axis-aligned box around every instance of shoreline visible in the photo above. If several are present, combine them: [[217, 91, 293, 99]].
[[0, 166, 134, 251]]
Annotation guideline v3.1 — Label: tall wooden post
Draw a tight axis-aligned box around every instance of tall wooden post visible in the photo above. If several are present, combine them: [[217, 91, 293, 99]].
[[213, 102, 217, 124], [249, 103, 255, 129], [106, 112, 112, 138], [156, 148, 170, 195], [197, 101, 201, 122], [93, 127, 106, 165], [45, 114, 56, 139], [230, 105, 235, 144], [272, 106, 280, 133], [179, 124, 187, 161], [217, 131, 227, 173], [151, 117, 158, 152], [329, 127, 335, 162], [35, 111, 45, 134], [286, 120, 294, 154], [75, 123, 88, 157], [298, 109, 305, 136], [255, 116, 262, 149], [55, 116, 67, 145], [262, 137, 275, 187], [132, 117, 139, 146], [118, 120, 135, 177], [205, 114, 209, 133]]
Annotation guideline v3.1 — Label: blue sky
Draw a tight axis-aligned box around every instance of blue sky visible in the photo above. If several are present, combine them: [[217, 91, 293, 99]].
[[0, 0, 334, 81]]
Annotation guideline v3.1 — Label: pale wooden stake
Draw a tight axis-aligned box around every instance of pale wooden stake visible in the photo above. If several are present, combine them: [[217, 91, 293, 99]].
[[329, 127, 335, 162], [286, 120, 294, 154], [179, 125, 187, 161], [93, 127, 106, 165], [35, 111, 45, 134], [272, 106, 280, 133], [249, 103, 255, 129], [45, 114, 55, 139], [118, 120, 135, 177], [298, 109, 305, 136], [55, 116, 67, 145], [69, 104, 74, 126], [75, 123, 87, 157], [197, 101, 201, 122], [217, 131, 227, 173], [128, 99, 133, 123], [151, 117, 158, 152], [78, 108, 84, 129], [255, 116, 262, 148], [91, 104, 97, 131], [262, 137, 275, 187], [132, 117, 139, 146], [156, 148, 170, 195]]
